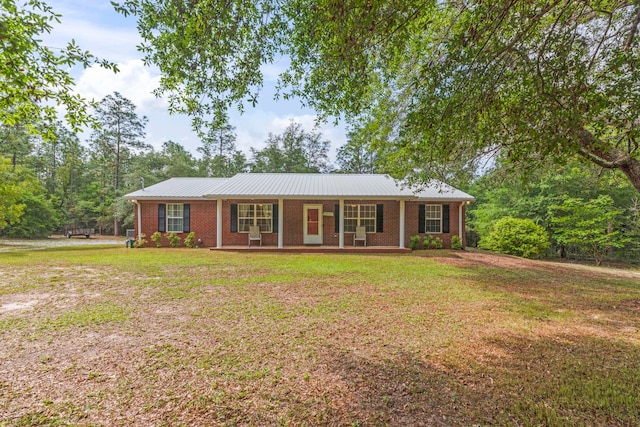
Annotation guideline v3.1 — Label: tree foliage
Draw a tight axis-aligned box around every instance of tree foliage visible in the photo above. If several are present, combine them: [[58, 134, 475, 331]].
[[0, 0, 117, 137], [251, 121, 329, 173], [89, 92, 149, 235], [114, 0, 640, 191], [549, 195, 629, 266]]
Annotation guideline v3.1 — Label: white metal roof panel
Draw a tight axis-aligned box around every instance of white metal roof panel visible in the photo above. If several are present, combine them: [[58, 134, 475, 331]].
[[123, 178, 229, 200], [123, 174, 475, 201], [209, 173, 406, 198]]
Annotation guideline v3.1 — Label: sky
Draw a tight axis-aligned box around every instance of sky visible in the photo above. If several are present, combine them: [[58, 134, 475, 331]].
[[45, 0, 347, 161]]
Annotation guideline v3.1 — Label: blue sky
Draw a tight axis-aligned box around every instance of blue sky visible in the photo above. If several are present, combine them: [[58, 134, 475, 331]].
[[46, 0, 347, 160]]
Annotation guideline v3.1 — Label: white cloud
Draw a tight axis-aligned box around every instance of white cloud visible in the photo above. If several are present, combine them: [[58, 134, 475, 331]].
[[75, 60, 165, 113]]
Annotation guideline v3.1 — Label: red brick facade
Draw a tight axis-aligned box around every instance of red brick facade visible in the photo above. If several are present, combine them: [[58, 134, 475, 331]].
[[133, 199, 467, 249]]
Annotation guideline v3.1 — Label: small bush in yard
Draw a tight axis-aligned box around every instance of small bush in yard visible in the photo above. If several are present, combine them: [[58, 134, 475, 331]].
[[165, 232, 181, 248], [151, 231, 163, 248], [134, 233, 147, 248], [184, 232, 196, 248], [422, 235, 443, 249], [451, 235, 463, 250], [409, 235, 422, 250], [480, 217, 550, 259]]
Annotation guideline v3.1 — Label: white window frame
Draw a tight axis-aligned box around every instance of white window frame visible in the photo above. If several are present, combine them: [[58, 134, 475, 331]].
[[424, 204, 442, 234], [167, 203, 184, 233], [238, 203, 273, 233], [344, 204, 376, 233]]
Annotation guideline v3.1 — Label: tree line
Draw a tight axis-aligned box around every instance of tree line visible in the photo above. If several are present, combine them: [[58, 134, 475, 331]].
[[1, 91, 365, 238]]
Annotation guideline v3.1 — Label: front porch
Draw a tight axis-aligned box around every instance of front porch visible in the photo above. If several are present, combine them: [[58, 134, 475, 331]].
[[209, 245, 411, 254]]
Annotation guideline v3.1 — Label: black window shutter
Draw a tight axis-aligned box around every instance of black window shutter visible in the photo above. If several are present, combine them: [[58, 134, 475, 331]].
[[376, 204, 384, 232], [442, 204, 450, 233], [230, 204, 238, 233], [272, 203, 279, 232], [334, 204, 340, 233], [183, 204, 190, 233], [418, 205, 425, 233], [158, 204, 166, 232]]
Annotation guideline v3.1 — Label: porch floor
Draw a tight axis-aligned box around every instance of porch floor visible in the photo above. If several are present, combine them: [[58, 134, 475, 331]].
[[209, 245, 411, 254]]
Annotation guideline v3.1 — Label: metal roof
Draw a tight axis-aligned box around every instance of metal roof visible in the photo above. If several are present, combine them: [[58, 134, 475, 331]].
[[123, 174, 475, 201], [123, 178, 230, 200]]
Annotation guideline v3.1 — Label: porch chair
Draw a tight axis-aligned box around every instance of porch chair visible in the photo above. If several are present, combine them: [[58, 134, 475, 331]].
[[354, 226, 367, 247], [248, 225, 262, 246]]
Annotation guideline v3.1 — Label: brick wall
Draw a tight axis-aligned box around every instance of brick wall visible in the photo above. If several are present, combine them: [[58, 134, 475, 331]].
[[134, 200, 217, 247], [134, 199, 468, 249], [404, 201, 466, 249]]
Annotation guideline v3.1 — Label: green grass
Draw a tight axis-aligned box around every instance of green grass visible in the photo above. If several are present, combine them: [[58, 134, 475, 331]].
[[1, 247, 639, 425]]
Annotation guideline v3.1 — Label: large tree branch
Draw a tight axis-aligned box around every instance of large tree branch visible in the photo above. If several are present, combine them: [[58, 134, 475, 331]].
[[624, 4, 640, 50]]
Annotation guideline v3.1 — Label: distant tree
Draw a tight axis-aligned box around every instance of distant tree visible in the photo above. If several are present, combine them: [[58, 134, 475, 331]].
[[336, 128, 379, 174], [197, 120, 247, 177], [0, 125, 33, 167], [89, 92, 149, 235], [0, 158, 26, 229], [549, 195, 629, 266], [1, 0, 116, 137], [251, 122, 329, 173]]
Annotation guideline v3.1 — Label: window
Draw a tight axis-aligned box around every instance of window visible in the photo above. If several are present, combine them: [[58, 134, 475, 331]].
[[424, 204, 442, 233], [238, 203, 273, 233], [167, 203, 184, 232], [344, 204, 376, 233]]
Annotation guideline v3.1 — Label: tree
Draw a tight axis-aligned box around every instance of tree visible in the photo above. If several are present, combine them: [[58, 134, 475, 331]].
[[115, 0, 640, 192], [336, 128, 380, 174], [197, 120, 247, 177], [0, 124, 33, 167], [0, 158, 26, 229], [89, 92, 149, 235], [0, 0, 116, 137], [549, 195, 629, 266], [250, 122, 330, 173]]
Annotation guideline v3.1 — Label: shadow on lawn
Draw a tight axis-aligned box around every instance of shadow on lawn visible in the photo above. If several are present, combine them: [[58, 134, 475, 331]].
[[320, 332, 640, 426], [321, 349, 476, 426]]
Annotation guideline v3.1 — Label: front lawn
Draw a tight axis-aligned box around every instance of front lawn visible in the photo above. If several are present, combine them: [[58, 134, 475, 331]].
[[1, 248, 639, 425]]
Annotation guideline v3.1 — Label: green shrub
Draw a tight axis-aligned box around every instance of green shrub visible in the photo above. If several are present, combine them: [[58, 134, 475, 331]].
[[409, 235, 422, 250], [134, 233, 148, 248], [165, 232, 181, 248], [480, 217, 550, 259], [184, 232, 196, 248], [151, 231, 163, 248], [451, 235, 463, 250], [422, 235, 443, 249]]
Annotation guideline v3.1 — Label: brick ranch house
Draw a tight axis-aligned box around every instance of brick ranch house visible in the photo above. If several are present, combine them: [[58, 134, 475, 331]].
[[123, 173, 475, 250]]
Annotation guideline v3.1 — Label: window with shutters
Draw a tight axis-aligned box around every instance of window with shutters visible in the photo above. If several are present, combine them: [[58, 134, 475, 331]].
[[167, 203, 184, 232], [238, 203, 273, 232], [424, 204, 442, 233], [343, 204, 376, 233]]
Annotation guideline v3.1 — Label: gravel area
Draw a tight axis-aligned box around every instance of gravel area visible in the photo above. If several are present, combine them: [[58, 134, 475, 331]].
[[0, 235, 124, 252]]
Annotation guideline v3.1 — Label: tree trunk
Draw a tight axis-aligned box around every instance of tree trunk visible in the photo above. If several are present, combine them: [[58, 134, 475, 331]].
[[578, 128, 640, 193], [619, 159, 640, 194]]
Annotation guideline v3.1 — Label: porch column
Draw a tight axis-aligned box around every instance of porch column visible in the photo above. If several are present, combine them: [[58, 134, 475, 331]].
[[339, 199, 344, 249], [137, 202, 142, 243], [399, 199, 405, 248], [459, 203, 463, 242], [278, 199, 284, 248], [217, 198, 223, 248]]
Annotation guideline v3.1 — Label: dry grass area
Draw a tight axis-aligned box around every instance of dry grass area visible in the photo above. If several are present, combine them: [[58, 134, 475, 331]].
[[0, 246, 639, 426]]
